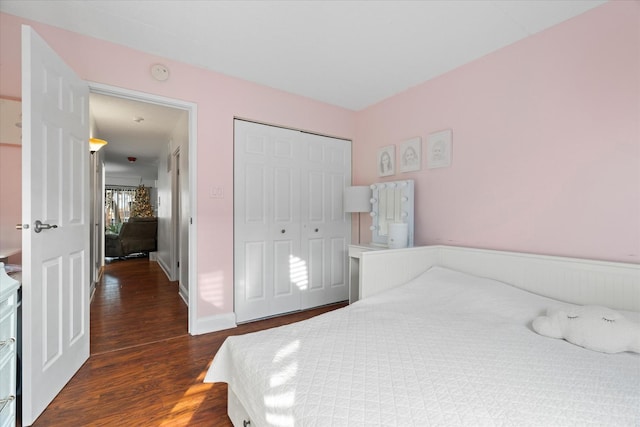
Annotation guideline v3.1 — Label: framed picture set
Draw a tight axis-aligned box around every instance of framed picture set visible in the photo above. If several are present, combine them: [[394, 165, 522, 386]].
[[399, 137, 421, 173], [377, 145, 395, 177], [427, 129, 452, 169]]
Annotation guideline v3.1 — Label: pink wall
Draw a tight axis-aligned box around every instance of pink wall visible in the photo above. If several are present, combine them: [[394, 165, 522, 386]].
[[0, 13, 355, 321], [354, 1, 639, 263]]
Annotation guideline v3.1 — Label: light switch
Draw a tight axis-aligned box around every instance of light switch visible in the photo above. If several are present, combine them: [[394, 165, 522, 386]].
[[210, 186, 224, 198]]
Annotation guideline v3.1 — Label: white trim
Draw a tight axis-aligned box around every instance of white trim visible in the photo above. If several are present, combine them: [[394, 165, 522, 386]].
[[192, 313, 237, 335], [178, 283, 188, 305], [87, 82, 199, 334], [157, 255, 172, 281], [360, 245, 640, 312]]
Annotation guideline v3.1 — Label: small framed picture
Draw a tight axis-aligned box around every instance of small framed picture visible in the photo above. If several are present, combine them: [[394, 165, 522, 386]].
[[427, 129, 452, 169], [399, 137, 421, 173], [377, 145, 395, 177]]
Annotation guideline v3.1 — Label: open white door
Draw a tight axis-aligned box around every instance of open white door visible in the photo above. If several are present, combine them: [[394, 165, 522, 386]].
[[21, 25, 90, 425]]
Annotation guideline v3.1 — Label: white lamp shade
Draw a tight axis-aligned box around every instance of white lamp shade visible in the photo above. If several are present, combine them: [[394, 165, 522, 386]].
[[344, 186, 372, 213]]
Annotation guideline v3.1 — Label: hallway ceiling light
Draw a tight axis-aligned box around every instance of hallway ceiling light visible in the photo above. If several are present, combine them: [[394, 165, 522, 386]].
[[89, 137, 108, 153]]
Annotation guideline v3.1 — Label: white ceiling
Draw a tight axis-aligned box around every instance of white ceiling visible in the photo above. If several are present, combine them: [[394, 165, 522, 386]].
[[1, 0, 606, 111], [1, 0, 606, 179], [89, 93, 186, 181]]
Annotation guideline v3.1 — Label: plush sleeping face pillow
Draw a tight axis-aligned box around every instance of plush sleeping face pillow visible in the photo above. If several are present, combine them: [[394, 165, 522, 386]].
[[533, 305, 640, 354]]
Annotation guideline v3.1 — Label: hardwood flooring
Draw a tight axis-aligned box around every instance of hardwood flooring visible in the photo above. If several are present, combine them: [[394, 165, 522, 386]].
[[29, 257, 344, 426], [90, 257, 189, 355]]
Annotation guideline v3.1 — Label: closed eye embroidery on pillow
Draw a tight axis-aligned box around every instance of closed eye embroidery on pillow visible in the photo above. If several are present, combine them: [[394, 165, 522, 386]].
[[533, 304, 640, 354]]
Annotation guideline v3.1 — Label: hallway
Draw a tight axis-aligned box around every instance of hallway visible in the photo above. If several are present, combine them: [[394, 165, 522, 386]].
[[91, 257, 187, 355]]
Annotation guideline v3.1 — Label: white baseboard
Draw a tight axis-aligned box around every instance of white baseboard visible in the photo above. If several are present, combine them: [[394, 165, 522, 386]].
[[178, 283, 188, 305], [157, 256, 173, 281], [191, 312, 237, 335]]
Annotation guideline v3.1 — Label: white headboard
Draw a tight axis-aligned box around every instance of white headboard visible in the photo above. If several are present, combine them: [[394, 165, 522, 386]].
[[359, 245, 640, 312]]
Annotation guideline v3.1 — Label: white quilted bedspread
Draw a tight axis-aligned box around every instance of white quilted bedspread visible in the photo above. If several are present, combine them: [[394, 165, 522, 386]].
[[205, 267, 640, 426]]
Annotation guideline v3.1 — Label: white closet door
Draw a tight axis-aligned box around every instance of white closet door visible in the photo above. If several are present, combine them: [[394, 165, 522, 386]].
[[300, 132, 350, 309], [234, 120, 303, 323], [234, 120, 351, 323]]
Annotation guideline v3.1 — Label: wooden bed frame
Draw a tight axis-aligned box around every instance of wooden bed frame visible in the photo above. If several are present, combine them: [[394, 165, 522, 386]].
[[226, 245, 640, 426]]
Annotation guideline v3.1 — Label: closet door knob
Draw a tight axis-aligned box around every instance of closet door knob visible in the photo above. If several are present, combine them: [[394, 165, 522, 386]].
[[314, 228, 319, 232], [281, 229, 286, 234]]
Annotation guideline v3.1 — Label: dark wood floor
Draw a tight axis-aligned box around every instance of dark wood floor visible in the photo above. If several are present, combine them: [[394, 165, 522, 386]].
[[30, 257, 344, 426]]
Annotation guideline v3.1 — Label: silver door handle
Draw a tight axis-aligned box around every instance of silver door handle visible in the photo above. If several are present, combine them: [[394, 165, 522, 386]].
[[34, 220, 58, 233]]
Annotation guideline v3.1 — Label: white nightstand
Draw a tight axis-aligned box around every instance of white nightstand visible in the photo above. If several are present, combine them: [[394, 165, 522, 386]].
[[348, 244, 387, 304]]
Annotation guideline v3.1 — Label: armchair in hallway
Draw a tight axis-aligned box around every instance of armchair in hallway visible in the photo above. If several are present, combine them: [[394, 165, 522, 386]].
[[105, 217, 157, 257]]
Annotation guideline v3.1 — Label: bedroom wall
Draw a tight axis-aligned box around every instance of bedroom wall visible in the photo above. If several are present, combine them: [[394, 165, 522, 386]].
[[0, 12, 355, 330], [353, 1, 639, 263]]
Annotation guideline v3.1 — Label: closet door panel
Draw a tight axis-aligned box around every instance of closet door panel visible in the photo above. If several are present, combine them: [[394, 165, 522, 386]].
[[273, 240, 295, 296], [307, 171, 325, 222], [234, 120, 301, 322], [236, 158, 272, 320], [244, 164, 266, 223], [330, 236, 347, 287], [273, 167, 293, 222], [300, 134, 350, 309], [244, 242, 266, 300], [307, 238, 325, 291], [270, 141, 301, 315]]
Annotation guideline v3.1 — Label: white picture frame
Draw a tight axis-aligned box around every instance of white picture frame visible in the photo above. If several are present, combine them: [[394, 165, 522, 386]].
[[399, 137, 421, 173], [378, 145, 395, 177], [427, 129, 452, 169]]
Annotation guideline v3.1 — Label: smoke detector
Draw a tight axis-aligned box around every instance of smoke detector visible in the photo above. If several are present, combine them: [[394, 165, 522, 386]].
[[150, 63, 170, 82]]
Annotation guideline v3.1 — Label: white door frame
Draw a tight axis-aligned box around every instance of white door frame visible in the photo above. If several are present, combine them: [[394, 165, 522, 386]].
[[88, 82, 198, 334], [172, 147, 181, 283]]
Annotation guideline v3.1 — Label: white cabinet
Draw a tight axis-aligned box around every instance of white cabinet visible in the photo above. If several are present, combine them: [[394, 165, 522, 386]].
[[0, 264, 19, 427]]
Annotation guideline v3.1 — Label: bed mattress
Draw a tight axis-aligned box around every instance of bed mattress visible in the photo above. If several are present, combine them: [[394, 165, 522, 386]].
[[205, 266, 640, 426]]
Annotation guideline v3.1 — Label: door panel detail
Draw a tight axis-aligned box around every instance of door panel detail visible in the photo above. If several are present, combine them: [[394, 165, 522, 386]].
[[244, 242, 266, 301]]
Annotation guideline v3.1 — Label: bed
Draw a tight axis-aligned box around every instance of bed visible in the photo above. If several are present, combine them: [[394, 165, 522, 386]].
[[205, 245, 640, 426]]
